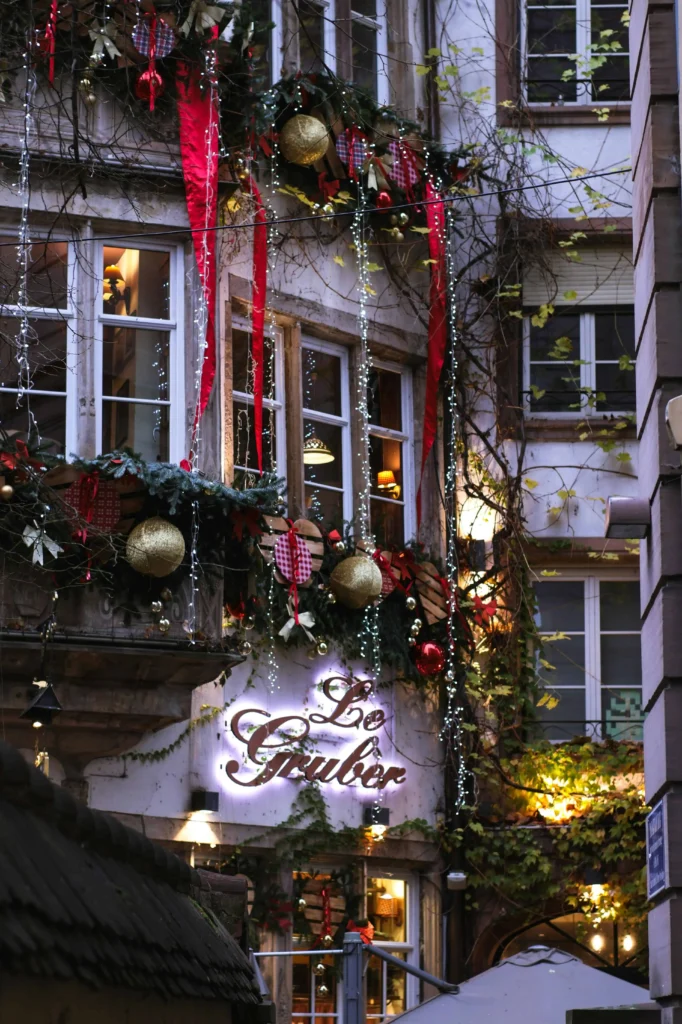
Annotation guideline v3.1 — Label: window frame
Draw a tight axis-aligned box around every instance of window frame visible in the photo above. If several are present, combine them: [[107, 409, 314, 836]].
[[366, 870, 420, 1020], [347, 0, 389, 105], [0, 232, 78, 455], [230, 314, 287, 480], [522, 306, 634, 418], [301, 335, 353, 528], [297, 0, 338, 76], [520, 0, 630, 107], [534, 574, 643, 742], [94, 240, 185, 464], [368, 357, 416, 545]]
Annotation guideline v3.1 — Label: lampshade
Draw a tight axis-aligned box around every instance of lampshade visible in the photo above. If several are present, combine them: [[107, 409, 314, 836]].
[[104, 264, 124, 282], [303, 435, 335, 465], [377, 470, 396, 489]]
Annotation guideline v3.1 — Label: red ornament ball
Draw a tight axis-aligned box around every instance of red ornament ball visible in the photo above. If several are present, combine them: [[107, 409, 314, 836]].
[[136, 68, 165, 110], [414, 641, 445, 677], [375, 191, 392, 209]]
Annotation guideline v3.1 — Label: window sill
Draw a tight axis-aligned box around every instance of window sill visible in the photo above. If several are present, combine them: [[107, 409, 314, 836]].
[[521, 416, 636, 442], [497, 104, 631, 128]]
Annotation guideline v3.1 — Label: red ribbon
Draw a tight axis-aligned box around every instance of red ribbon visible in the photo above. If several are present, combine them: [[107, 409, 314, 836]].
[[246, 173, 267, 475], [372, 549, 410, 594], [318, 172, 340, 201], [286, 521, 301, 624], [176, 57, 219, 463], [320, 886, 333, 941], [417, 181, 448, 530], [347, 919, 375, 944], [45, 0, 58, 86]]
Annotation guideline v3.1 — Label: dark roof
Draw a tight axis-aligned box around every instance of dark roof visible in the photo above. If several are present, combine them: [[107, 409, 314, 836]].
[[0, 741, 260, 1004]]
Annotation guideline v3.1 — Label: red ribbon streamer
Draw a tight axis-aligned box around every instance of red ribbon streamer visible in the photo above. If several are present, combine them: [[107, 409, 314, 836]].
[[246, 173, 267, 475], [45, 0, 58, 86], [417, 182, 448, 530], [176, 59, 219, 461], [286, 521, 301, 624]]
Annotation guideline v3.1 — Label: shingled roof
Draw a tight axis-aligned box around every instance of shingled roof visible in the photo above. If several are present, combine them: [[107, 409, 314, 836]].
[[0, 741, 261, 1004]]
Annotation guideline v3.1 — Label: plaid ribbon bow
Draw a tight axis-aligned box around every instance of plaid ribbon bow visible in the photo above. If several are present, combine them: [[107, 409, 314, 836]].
[[132, 16, 175, 58], [387, 140, 421, 194], [336, 128, 368, 180]]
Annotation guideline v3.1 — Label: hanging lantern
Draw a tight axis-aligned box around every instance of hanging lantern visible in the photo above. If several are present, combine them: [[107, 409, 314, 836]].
[[125, 517, 185, 577], [414, 640, 446, 677], [329, 555, 382, 610], [279, 115, 329, 166]]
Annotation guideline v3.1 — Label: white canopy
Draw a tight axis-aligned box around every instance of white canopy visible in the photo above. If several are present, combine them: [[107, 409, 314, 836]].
[[391, 946, 649, 1024]]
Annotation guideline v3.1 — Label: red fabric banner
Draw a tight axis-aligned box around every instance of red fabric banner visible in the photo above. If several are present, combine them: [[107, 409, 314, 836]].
[[176, 61, 219, 460], [246, 173, 267, 475], [417, 182, 448, 530]]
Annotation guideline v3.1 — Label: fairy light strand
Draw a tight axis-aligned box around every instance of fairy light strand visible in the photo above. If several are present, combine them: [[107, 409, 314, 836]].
[[14, 45, 36, 428]]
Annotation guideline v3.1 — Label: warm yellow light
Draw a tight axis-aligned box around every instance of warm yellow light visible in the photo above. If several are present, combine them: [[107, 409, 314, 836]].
[[590, 933, 605, 952], [303, 436, 335, 465], [378, 891, 394, 901], [104, 263, 124, 282], [377, 470, 396, 489], [622, 934, 635, 952], [368, 823, 387, 842], [587, 883, 606, 902]]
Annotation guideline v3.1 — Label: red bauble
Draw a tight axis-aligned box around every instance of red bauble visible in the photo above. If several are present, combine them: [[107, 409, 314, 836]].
[[136, 68, 164, 111], [414, 641, 445, 676], [375, 190, 392, 209]]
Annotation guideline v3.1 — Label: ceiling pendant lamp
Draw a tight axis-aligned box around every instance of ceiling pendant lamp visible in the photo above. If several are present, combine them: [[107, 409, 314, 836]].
[[303, 435, 335, 465]]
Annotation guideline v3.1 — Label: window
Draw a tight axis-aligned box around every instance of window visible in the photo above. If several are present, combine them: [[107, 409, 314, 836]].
[[231, 317, 286, 479], [523, 306, 635, 414], [523, 0, 629, 104], [533, 578, 643, 741], [366, 876, 417, 1021], [98, 245, 183, 463], [368, 363, 414, 547], [302, 339, 352, 530], [348, 0, 387, 101], [0, 238, 74, 453], [298, 0, 337, 75]]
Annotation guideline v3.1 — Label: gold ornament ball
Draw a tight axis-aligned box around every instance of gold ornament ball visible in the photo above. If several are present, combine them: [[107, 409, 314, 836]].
[[405, 595, 417, 611], [317, 640, 329, 656], [333, 540, 346, 554], [84, 92, 97, 107], [313, 962, 326, 976], [392, 228, 405, 242], [398, 211, 409, 226], [0, 484, 14, 501], [318, 984, 330, 997], [160, 587, 173, 602], [408, 636, 417, 646], [151, 599, 163, 613], [279, 115, 329, 166], [329, 555, 383, 610], [238, 639, 253, 656], [327, 591, 337, 605], [298, 897, 307, 909], [390, 214, 398, 226], [322, 933, 334, 947], [322, 203, 335, 217], [158, 617, 171, 633], [244, 615, 256, 630], [79, 76, 92, 90], [411, 617, 423, 633], [126, 517, 186, 577]]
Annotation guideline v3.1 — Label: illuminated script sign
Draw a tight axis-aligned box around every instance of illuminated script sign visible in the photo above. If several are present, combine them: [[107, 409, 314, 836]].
[[223, 676, 407, 790]]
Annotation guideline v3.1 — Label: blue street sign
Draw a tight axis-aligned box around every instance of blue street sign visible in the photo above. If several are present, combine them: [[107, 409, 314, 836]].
[[647, 799, 667, 899]]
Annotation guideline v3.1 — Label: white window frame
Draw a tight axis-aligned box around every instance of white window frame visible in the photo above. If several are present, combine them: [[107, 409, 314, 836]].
[[521, 0, 629, 107], [522, 307, 634, 418], [366, 870, 420, 1021], [0, 233, 78, 456], [296, 0, 338, 76], [534, 574, 642, 742], [94, 241, 185, 463], [349, 0, 389, 105], [231, 314, 287, 480], [369, 358, 415, 544], [302, 336, 353, 528]]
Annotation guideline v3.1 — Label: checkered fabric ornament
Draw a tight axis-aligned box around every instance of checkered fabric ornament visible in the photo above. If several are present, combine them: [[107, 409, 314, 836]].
[[132, 16, 175, 58], [387, 140, 421, 191], [63, 479, 121, 532], [336, 129, 368, 175], [275, 530, 313, 584]]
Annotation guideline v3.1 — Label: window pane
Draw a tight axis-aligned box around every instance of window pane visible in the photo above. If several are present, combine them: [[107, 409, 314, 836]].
[[369, 435, 403, 496], [292, 956, 312, 1017], [299, 0, 325, 74], [232, 327, 277, 399], [303, 348, 342, 415], [368, 366, 402, 430], [529, 314, 580, 359], [368, 878, 406, 941], [537, 687, 587, 740], [528, 362, 581, 411], [102, 400, 169, 461], [366, 954, 383, 1019], [386, 952, 407, 1017], [595, 363, 636, 410], [600, 580, 640, 631], [591, 5, 628, 46], [601, 634, 641, 688], [527, 7, 577, 53], [591, 56, 630, 101], [539, 636, 586, 687], [102, 247, 170, 319], [305, 484, 343, 528], [304, 419, 343, 487], [0, 238, 68, 308], [352, 20, 378, 94], [526, 57, 578, 101], [594, 309, 634, 359], [534, 581, 584, 631], [353, 0, 377, 16], [0, 318, 67, 392], [233, 402, 277, 473], [102, 326, 169, 401], [603, 688, 643, 741], [0, 391, 65, 451], [371, 497, 404, 547]]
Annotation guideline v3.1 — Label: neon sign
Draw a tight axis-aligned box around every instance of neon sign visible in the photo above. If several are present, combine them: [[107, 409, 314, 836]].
[[222, 676, 407, 790]]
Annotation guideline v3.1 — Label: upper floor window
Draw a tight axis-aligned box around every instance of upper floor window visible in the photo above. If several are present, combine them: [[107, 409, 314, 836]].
[[99, 245, 183, 462], [231, 317, 286, 479], [368, 363, 414, 546], [533, 577, 643, 742], [523, 0, 630, 104], [0, 238, 74, 453], [302, 339, 352, 530]]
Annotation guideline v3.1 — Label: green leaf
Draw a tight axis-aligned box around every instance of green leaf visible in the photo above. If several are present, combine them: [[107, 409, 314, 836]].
[[562, 290, 578, 301], [524, 478, 539, 490], [426, 46, 442, 57], [410, 226, 432, 234], [416, 64, 430, 76], [333, 255, 345, 267]]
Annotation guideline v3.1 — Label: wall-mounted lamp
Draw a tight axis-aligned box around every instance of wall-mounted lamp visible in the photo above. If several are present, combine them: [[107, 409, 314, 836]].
[[377, 470, 400, 498], [191, 790, 220, 813], [582, 866, 607, 903], [446, 871, 468, 891], [468, 539, 487, 572], [363, 805, 389, 841], [666, 395, 682, 449], [604, 496, 650, 539], [20, 681, 62, 729], [303, 436, 335, 465]]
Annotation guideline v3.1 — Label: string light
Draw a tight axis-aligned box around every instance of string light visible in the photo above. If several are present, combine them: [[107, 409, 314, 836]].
[[14, 45, 36, 434]]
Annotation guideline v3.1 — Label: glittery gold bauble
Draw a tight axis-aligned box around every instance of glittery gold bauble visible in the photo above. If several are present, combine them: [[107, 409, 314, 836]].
[[125, 517, 185, 577], [0, 484, 14, 501], [329, 555, 383, 610], [279, 115, 329, 166]]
